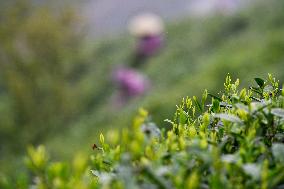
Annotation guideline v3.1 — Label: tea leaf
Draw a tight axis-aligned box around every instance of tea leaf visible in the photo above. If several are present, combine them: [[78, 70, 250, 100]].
[[272, 143, 284, 163], [271, 108, 284, 118], [254, 78, 265, 89], [214, 113, 243, 124]]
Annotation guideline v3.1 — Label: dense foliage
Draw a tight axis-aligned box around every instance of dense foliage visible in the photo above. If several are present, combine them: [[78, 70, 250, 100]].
[[1, 75, 283, 188], [0, 1, 88, 151], [1, 0, 284, 182], [0, 0, 283, 146]]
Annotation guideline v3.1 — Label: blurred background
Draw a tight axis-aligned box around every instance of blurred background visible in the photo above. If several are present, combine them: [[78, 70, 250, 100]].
[[0, 0, 283, 177]]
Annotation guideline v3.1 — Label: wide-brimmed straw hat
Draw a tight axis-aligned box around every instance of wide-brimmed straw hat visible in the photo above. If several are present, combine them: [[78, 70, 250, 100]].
[[128, 13, 164, 37]]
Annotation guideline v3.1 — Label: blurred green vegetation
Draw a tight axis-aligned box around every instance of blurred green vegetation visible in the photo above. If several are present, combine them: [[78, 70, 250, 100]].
[[1, 74, 284, 188], [0, 1, 89, 150], [47, 0, 284, 158], [0, 0, 284, 177]]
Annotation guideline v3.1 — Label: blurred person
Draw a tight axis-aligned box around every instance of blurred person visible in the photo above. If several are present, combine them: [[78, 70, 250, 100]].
[[128, 13, 165, 68], [112, 66, 150, 106], [110, 13, 164, 106]]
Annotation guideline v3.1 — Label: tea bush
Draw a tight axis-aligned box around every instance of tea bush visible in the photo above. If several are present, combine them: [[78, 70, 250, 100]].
[[1, 0, 284, 169], [1, 74, 283, 188]]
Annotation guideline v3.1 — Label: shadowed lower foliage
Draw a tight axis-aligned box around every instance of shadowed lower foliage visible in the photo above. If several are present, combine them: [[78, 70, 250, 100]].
[[1, 74, 284, 189]]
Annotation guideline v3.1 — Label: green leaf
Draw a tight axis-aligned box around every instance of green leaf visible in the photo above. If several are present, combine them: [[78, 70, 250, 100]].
[[234, 103, 249, 112], [254, 78, 265, 89], [208, 93, 222, 101], [221, 154, 238, 163], [193, 96, 203, 112], [271, 108, 284, 118], [214, 113, 243, 124], [164, 119, 174, 125], [90, 170, 100, 177], [212, 99, 220, 113], [263, 85, 273, 93], [99, 133, 105, 144], [242, 164, 261, 180], [272, 143, 284, 163], [179, 110, 188, 124], [250, 86, 263, 95], [201, 90, 208, 107]]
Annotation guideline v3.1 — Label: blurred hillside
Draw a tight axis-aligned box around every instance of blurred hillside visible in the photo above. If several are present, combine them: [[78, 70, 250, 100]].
[[0, 0, 284, 176], [46, 0, 284, 159]]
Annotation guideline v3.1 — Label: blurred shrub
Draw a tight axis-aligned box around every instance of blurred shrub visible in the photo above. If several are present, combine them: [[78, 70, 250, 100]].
[[0, 1, 87, 151], [1, 74, 284, 188]]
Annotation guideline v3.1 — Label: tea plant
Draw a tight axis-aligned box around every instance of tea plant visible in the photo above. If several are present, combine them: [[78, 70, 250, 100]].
[[1, 74, 283, 189]]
